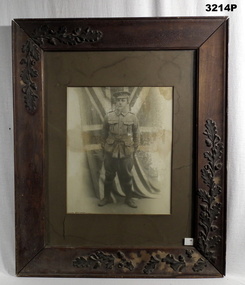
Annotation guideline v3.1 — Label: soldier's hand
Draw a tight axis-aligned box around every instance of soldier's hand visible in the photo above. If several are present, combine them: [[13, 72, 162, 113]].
[[133, 149, 137, 157]]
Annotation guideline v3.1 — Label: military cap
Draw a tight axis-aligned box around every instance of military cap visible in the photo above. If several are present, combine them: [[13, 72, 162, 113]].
[[113, 90, 130, 99]]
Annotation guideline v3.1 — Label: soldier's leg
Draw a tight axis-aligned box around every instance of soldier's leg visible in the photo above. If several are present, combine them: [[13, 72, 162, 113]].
[[98, 153, 116, 206], [118, 156, 137, 208]]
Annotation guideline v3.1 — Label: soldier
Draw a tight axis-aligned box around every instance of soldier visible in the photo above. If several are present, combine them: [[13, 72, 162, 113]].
[[98, 91, 140, 208]]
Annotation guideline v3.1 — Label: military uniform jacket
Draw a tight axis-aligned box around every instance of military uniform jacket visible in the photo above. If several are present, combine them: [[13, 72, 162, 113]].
[[102, 110, 140, 158]]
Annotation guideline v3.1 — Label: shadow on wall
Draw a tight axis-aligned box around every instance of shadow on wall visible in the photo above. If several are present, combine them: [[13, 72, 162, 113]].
[[0, 25, 15, 276]]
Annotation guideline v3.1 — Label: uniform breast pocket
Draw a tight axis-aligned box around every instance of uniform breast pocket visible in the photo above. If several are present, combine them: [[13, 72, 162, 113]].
[[123, 121, 134, 135], [108, 120, 118, 134]]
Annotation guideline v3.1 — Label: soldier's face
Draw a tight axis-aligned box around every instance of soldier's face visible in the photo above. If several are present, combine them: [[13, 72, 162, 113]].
[[116, 98, 128, 110]]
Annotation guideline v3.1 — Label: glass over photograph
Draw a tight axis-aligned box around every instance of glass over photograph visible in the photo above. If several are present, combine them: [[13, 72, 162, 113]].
[[67, 87, 173, 215]]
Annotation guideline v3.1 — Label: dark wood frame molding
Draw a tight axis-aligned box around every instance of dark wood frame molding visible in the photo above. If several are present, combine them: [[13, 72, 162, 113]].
[[13, 17, 228, 278]]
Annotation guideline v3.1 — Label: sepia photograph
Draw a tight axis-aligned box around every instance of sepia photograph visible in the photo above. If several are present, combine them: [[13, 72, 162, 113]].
[[67, 87, 173, 215]]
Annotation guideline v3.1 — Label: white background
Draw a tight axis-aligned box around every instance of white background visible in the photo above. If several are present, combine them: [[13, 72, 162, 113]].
[[0, 0, 244, 284]]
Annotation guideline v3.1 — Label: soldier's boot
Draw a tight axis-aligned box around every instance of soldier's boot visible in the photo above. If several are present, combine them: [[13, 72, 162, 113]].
[[125, 197, 137, 208], [98, 183, 113, 207], [124, 183, 137, 208]]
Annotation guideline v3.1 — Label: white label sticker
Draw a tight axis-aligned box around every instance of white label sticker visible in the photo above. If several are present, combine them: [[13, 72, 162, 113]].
[[184, 238, 194, 246]]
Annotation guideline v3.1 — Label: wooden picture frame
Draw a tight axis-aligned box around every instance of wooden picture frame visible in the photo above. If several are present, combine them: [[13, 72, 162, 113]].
[[13, 17, 228, 278]]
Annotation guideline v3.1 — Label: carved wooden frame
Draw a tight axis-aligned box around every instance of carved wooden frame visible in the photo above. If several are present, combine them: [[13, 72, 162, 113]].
[[13, 17, 228, 278]]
